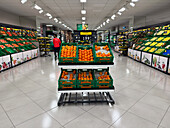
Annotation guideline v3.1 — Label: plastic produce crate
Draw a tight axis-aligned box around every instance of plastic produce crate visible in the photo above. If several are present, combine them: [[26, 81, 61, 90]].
[[78, 46, 95, 63], [58, 69, 77, 89], [77, 69, 95, 88], [59, 43, 78, 63], [94, 69, 113, 88], [93, 43, 114, 63]]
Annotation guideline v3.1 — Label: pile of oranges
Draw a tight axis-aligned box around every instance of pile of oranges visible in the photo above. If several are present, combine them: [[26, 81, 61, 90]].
[[78, 48, 94, 62], [98, 72, 110, 80], [78, 71, 93, 80], [95, 45, 110, 51], [96, 52, 111, 57], [61, 70, 76, 80], [95, 45, 112, 57], [60, 45, 76, 58]]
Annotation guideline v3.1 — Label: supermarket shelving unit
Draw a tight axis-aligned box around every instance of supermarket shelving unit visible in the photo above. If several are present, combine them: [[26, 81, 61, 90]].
[[38, 37, 51, 57], [57, 64, 115, 106]]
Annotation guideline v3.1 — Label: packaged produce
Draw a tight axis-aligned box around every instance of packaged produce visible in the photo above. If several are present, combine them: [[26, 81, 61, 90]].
[[0, 45, 5, 49], [0, 39, 7, 43], [12, 43, 19, 47], [143, 47, 151, 51], [5, 44, 13, 48], [156, 30, 164, 35], [156, 43, 164, 47], [150, 42, 157, 46], [135, 45, 141, 49], [140, 46, 145, 50], [150, 37, 157, 41], [155, 48, 165, 54], [162, 37, 170, 41], [145, 42, 152, 46], [149, 48, 156, 53], [156, 37, 164, 41]]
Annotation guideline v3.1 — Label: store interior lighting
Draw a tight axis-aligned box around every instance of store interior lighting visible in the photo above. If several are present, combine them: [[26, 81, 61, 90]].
[[82, 17, 86, 20], [106, 19, 110, 23], [80, 0, 87, 3], [49, 16, 52, 19], [117, 12, 122, 15], [111, 14, 116, 20], [130, 2, 135, 7], [103, 22, 106, 26], [34, 4, 41, 10], [119, 7, 126, 12], [21, 0, 27, 4], [82, 21, 85, 24], [39, 10, 43, 14], [132, 0, 139, 2], [81, 10, 86, 14], [46, 25, 53, 27]]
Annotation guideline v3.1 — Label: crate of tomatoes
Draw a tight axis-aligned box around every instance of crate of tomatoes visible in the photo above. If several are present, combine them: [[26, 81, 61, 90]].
[[93, 43, 114, 63], [77, 69, 95, 89], [78, 46, 95, 63], [58, 69, 77, 89], [59, 43, 78, 63], [94, 69, 113, 89]]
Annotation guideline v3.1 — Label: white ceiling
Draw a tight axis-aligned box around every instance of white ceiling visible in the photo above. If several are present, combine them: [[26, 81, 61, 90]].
[[0, 0, 169, 30]]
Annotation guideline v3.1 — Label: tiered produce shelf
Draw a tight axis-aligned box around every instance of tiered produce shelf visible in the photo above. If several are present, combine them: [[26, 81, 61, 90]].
[[57, 43, 115, 106]]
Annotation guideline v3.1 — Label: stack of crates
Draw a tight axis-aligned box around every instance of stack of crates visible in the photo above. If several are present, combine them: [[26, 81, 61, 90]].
[[58, 69, 77, 89], [94, 69, 113, 88], [58, 69, 114, 89], [93, 43, 114, 63], [59, 43, 78, 63]]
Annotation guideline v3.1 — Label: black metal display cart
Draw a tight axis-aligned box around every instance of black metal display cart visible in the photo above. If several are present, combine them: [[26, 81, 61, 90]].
[[38, 37, 51, 57], [57, 64, 115, 106]]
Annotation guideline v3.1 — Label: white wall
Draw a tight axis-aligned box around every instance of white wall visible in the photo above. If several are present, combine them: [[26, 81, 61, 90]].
[[0, 9, 36, 29], [133, 8, 170, 28]]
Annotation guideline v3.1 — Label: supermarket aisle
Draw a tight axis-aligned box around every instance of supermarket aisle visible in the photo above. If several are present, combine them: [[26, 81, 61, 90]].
[[0, 52, 170, 128]]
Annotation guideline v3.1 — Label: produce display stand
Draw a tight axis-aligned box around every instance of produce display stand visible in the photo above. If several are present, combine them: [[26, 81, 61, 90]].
[[0, 25, 38, 72], [127, 24, 170, 75], [57, 63, 115, 106]]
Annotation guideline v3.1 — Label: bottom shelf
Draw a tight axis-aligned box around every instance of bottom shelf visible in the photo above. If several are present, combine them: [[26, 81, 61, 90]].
[[58, 92, 115, 106]]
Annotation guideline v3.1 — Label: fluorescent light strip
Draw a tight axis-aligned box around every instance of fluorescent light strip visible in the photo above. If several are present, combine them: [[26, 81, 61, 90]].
[[81, 10, 86, 14], [106, 19, 110, 23], [119, 7, 126, 12], [80, 0, 87, 3], [111, 14, 116, 20], [130, 2, 135, 7], [117, 12, 122, 15], [34, 4, 41, 10], [39, 10, 43, 14], [46, 25, 53, 27], [82, 17, 86, 20], [103, 22, 106, 26], [21, 0, 27, 4], [132, 0, 139, 2]]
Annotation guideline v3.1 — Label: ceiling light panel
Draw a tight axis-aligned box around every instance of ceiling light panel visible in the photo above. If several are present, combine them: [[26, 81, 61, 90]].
[[34, 4, 41, 10], [130, 2, 135, 7], [21, 0, 27, 4], [117, 12, 122, 15], [80, 0, 87, 3], [132, 0, 139, 2], [119, 7, 126, 12], [81, 10, 86, 14], [39, 10, 43, 14], [82, 17, 86, 20]]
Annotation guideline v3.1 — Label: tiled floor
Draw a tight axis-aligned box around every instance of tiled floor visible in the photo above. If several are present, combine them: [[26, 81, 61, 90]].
[[0, 51, 170, 128]]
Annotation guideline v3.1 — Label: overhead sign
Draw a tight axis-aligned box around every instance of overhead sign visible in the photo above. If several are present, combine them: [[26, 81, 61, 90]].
[[83, 24, 88, 30], [77, 24, 82, 30], [80, 32, 92, 35]]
